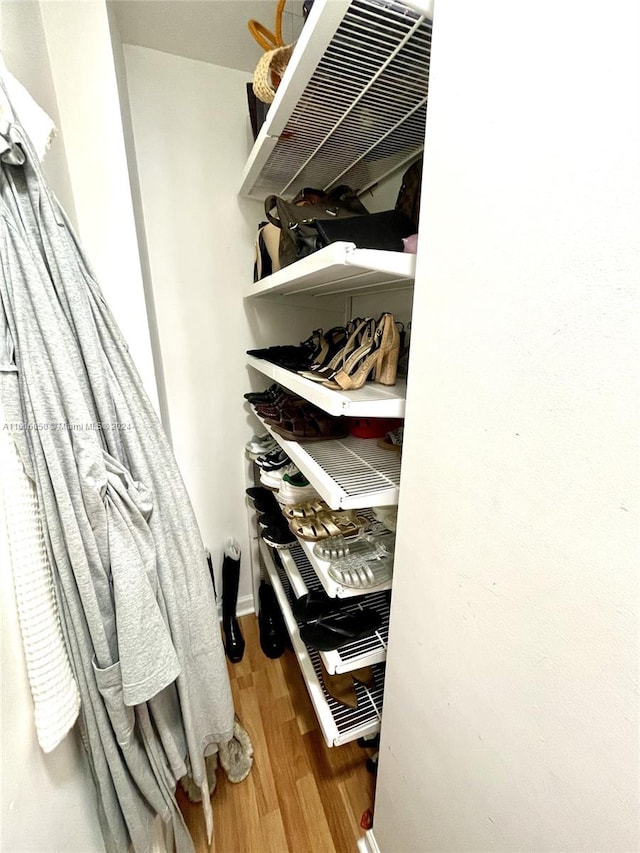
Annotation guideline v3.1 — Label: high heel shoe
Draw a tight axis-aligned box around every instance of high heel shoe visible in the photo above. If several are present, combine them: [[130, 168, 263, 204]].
[[323, 314, 400, 391], [302, 318, 374, 383], [299, 325, 350, 376]]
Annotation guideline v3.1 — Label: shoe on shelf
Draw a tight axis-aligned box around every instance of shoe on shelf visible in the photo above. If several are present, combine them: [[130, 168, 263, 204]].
[[299, 318, 370, 383], [299, 608, 382, 651], [255, 448, 290, 471], [313, 534, 351, 561], [259, 462, 299, 490], [277, 471, 321, 505], [260, 522, 297, 550], [282, 498, 329, 519], [257, 510, 285, 530], [245, 433, 278, 456], [327, 550, 394, 590], [323, 313, 400, 391], [371, 506, 398, 532], [248, 329, 325, 372], [267, 408, 350, 442], [246, 487, 280, 515], [289, 510, 368, 542], [377, 426, 403, 453], [254, 393, 305, 419], [244, 383, 280, 403]]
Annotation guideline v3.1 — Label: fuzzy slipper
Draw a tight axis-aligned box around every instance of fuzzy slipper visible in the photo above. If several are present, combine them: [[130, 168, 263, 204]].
[[178, 718, 254, 801], [219, 718, 254, 783]]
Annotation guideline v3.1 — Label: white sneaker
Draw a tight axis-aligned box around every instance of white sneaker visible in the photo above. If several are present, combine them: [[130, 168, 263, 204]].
[[259, 462, 299, 490], [277, 472, 320, 505], [246, 433, 278, 456]]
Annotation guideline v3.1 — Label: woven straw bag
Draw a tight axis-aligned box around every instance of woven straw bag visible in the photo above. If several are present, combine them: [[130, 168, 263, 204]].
[[248, 0, 294, 104], [253, 44, 294, 104]]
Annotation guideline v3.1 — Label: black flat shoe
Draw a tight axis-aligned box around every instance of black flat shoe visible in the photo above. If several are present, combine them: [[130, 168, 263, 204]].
[[300, 609, 382, 651]]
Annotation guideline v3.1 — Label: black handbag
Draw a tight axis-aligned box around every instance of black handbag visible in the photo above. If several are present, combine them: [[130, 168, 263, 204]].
[[315, 210, 415, 252], [264, 186, 368, 268]]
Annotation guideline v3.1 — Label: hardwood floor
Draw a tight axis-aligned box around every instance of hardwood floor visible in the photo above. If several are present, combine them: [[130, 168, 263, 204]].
[[178, 614, 376, 853]]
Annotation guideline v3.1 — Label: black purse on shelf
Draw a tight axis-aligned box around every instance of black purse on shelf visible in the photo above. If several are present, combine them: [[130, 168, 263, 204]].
[[315, 210, 415, 252], [264, 186, 369, 268]]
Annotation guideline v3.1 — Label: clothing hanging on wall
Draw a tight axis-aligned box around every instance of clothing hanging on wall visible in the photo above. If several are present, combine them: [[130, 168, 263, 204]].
[[0, 54, 80, 755], [0, 88, 234, 852]]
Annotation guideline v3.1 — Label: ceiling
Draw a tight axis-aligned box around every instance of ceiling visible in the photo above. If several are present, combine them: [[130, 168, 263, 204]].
[[110, 0, 305, 74]]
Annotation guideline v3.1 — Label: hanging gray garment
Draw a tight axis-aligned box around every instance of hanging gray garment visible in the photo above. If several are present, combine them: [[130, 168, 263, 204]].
[[0, 119, 234, 851]]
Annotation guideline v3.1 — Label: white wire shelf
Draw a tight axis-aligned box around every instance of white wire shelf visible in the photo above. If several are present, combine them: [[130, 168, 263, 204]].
[[260, 541, 384, 745], [239, 0, 433, 200], [247, 355, 406, 418], [254, 412, 401, 510], [246, 243, 416, 299], [279, 542, 390, 672]]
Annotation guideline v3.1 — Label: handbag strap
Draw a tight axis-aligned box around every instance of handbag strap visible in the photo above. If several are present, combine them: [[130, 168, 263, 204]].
[[248, 0, 286, 52], [264, 195, 282, 228]]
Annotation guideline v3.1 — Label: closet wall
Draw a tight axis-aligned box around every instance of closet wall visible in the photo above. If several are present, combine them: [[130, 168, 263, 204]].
[[372, 1, 640, 851], [118, 35, 403, 606], [1, 5, 107, 851], [119, 43, 346, 607]]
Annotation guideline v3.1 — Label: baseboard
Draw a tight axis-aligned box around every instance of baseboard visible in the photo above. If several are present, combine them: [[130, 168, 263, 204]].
[[216, 594, 255, 620], [236, 593, 255, 617], [357, 829, 381, 853]]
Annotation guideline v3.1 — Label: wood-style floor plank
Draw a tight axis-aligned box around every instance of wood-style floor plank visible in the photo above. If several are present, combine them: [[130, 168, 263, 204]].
[[180, 614, 376, 853]]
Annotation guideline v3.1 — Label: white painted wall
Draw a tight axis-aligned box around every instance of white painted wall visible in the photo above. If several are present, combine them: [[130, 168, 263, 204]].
[[374, 1, 640, 851], [0, 6, 103, 852], [37, 0, 159, 409], [0, 426, 104, 853], [122, 44, 344, 609]]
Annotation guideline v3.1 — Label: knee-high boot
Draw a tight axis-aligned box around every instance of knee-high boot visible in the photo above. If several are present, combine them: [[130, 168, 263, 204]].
[[222, 541, 245, 663]]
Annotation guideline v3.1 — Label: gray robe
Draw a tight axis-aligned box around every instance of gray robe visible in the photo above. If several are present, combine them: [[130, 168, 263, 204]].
[[0, 117, 234, 852]]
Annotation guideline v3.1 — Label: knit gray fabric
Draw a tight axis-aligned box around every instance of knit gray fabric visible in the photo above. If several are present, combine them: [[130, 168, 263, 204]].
[[0, 119, 234, 851]]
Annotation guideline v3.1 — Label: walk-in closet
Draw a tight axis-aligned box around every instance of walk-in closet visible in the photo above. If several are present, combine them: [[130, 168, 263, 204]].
[[1, 1, 638, 852]]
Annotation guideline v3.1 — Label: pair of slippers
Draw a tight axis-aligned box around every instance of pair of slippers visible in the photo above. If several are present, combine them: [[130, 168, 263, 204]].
[[293, 590, 382, 651]]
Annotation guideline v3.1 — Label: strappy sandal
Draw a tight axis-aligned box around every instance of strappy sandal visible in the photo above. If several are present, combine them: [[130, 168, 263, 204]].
[[282, 499, 328, 519], [269, 410, 349, 442], [289, 511, 367, 542]]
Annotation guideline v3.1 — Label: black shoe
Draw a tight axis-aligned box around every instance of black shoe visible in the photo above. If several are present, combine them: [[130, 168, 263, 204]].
[[244, 383, 280, 403], [246, 487, 280, 515], [255, 448, 290, 471], [261, 523, 296, 549], [258, 581, 287, 659]]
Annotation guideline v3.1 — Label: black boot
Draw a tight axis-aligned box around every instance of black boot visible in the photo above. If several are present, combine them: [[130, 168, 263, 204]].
[[222, 542, 245, 663], [258, 581, 287, 659]]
